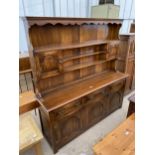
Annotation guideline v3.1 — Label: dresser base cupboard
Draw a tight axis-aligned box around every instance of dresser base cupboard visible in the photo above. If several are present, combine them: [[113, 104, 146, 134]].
[[24, 17, 129, 153]]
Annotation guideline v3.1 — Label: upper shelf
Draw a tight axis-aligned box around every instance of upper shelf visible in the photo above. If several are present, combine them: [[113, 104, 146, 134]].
[[38, 71, 128, 112], [59, 51, 107, 63], [34, 40, 119, 53]]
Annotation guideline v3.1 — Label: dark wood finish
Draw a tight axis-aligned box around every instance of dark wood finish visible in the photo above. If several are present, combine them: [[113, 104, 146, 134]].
[[39, 79, 126, 152], [39, 71, 127, 112], [24, 17, 128, 153], [93, 113, 135, 155], [118, 34, 135, 94], [127, 94, 135, 117]]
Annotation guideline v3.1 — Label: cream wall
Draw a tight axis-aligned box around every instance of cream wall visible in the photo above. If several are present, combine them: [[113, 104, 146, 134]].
[[19, 0, 135, 53]]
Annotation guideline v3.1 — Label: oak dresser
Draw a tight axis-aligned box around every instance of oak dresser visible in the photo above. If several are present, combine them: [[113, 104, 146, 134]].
[[23, 17, 129, 153]]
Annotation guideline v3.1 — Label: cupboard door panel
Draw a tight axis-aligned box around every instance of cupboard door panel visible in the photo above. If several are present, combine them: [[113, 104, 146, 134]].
[[88, 101, 103, 124], [52, 108, 85, 145], [87, 91, 109, 127], [108, 80, 124, 113], [109, 92, 123, 113]]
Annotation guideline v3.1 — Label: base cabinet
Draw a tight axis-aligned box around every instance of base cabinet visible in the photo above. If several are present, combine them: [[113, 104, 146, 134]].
[[39, 80, 125, 153]]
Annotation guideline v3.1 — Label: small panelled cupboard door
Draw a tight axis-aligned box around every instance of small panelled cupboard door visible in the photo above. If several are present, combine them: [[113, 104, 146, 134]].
[[52, 101, 85, 145], [87, 89, 109, 127], [108, 80, 125, 113]]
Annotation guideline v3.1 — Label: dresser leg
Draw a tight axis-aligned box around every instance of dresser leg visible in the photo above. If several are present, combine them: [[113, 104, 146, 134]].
[[34, 142, 43, 155], [38, 109, 43, 133]]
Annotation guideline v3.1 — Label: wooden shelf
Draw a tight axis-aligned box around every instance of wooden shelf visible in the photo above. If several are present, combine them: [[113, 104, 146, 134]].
[[63, 57, 116, 72], [59, 51, 107, 63], [35, 40, 109, 53], [41, 70, 59, 79], [40, 58, 116, 79], [64, 61, 103, 72], [39, 71, 128, 112]]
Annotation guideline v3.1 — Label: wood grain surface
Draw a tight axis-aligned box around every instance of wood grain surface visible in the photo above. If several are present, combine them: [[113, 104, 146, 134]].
[[93, 114, 135, 155], [19, 91, 39, 114], [19, 112, 43, 153]]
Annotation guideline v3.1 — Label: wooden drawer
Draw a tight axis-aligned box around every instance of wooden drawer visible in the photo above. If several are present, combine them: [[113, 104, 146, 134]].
[[51, 99, 83, 120], [81, 88, 106, 104], [108, 80, 124, 93], [51, 87, 107, 120]]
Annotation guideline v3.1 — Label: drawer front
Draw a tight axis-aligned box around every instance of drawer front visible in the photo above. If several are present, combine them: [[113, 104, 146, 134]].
[[109, 80, 124, 93], [51, 89, 106, 120], [51, 80, 124, 121], [82, 88, 104, 103], [51, 99, 83, 120]]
